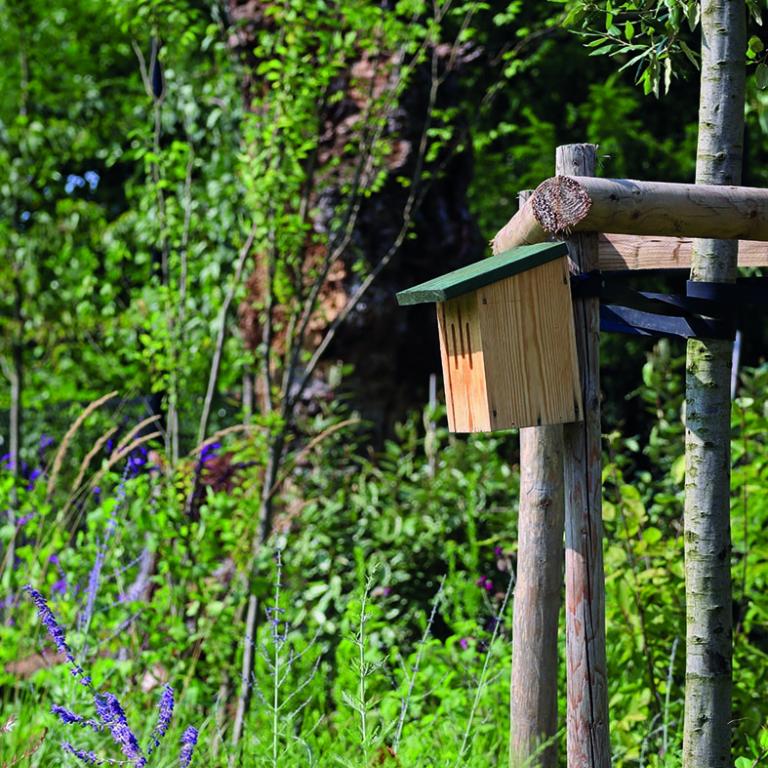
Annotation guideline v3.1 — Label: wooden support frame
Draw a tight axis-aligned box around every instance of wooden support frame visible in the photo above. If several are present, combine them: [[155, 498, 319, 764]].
[[598, 234, 768, 270], [492, 177, 768, 255], [510, 190, 565, 768], [397, 154, 768, 767], [558, 146, 610, 768]]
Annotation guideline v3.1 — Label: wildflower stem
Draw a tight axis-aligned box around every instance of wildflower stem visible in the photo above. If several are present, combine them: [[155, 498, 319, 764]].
[[455, 575, 514, 766], [393, 576, 445, 753], [356, 572, 374, 766], [272, 549, 283, 768]]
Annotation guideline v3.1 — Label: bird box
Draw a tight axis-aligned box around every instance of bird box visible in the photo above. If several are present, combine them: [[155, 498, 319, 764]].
[[396, 242, 582, 432]]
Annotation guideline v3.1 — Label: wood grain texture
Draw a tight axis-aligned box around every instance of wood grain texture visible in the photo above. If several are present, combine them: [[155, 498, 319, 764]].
[[511, 424, 565, 768], [478, 258, 581, 430], [598, 233, 768, 270], [492, 177, 768, 256], [435, 258, 581, 433], [510, 189, 566, 768], [436, 294, 490, 432], [559, 145, 610, 768]]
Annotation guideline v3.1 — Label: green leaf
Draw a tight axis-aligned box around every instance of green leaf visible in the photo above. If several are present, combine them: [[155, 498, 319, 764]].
[[642, 527, 662, 544], [757, 62, 768, 90]]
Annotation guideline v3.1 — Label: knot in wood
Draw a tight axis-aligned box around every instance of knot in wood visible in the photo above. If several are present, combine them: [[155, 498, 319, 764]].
[[531, 175, 592, 236]]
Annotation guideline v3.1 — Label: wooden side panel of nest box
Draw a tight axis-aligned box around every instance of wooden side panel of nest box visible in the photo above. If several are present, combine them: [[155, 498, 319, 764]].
[[436, 257, 582, 432], [436, 292, 492, 432]]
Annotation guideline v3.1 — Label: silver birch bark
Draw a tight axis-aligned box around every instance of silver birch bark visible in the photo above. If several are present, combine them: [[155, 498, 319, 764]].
[[684, 3, 745, 766]]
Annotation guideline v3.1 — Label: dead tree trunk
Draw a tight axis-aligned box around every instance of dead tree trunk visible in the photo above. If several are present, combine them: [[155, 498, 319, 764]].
[[683, 3, 745, 766], [559, 144, 610, 768]]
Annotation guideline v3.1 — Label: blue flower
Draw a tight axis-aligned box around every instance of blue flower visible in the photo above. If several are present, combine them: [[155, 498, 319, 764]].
[[51, 705, 101, 732], [179, 726, 198, 767], [24, 586, 89, 684], [200, 442, 221, 465], [148, 685, 174, 753], [63, 743, 104, 764], [94, 693, 145, 766]]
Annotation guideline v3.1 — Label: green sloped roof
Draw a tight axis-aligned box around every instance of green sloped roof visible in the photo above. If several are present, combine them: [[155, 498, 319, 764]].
[[396, 241, 568, 306]]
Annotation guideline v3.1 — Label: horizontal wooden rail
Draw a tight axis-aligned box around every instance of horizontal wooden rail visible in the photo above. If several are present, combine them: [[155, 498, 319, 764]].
[[598, 234, 768, 270], [493, 177, 768, 255]]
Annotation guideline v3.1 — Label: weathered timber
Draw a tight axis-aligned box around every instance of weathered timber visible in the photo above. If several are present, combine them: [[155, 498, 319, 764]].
[[598, 234, 768, 270], [683, 0, 744, 765], [492, 177, 768, 255], [510, 186, 565, 768], [559, 145, 610, 768]]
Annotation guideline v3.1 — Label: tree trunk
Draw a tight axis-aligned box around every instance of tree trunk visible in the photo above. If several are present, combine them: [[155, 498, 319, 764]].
[[683, 3, 745, 767], [559, 144, 610, 768], [509, 190, 564, 768]]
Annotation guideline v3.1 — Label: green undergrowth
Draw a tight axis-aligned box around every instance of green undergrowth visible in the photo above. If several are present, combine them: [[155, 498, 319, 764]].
[[2, 345, 768, 766]]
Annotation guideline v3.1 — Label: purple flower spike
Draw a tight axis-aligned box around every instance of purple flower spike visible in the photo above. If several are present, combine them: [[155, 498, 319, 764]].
[[23, 586, 88, 681], [475, 576, 494, 592], [148, 685, 174, 753], [179, 726, 198, 767], [63, 743, 104, 765], [94, 693, 145, 766], [52, 705, 101, 732]]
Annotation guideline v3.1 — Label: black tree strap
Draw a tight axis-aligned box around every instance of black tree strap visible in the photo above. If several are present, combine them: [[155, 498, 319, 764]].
[[571, 272, 768, 340]]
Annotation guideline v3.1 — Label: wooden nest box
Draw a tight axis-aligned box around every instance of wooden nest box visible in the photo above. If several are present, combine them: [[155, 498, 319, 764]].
[[397, 242, 582, 432]]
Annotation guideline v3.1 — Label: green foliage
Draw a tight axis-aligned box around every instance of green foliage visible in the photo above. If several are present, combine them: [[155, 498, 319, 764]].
[[4, 1, 768, 767]]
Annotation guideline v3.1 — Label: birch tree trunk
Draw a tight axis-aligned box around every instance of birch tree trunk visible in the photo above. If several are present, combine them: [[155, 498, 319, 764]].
[[684, 3, 745, 766]]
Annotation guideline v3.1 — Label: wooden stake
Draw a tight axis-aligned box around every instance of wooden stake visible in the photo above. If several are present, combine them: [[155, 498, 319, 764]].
[[510, 190, 565, 768], [492, 177, 768, 254], [558, 145, 610, 768]]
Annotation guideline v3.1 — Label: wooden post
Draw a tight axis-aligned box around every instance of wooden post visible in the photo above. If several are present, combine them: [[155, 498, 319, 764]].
[[510, 190, 565, 768], [558, 144, 610, 768]]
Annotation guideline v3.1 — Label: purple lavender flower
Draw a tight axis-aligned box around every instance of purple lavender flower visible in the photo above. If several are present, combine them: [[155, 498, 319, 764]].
[[148, 685, 174, 753], [127, 448, 148, 477], [16, 511, 36, 527], [23, 586, 89, 683], [52, 705, 101, 732], [179, 726, 198, 767], [459, 637, 470, 650], [94, 693, 145, 766], [475, 576, 494, 592], [40, 433, 55, 451], [81, 550, 105, 631], [63, 743, 104, 764], [199, 441, 220, 465], [26, 466, 43, 490]]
